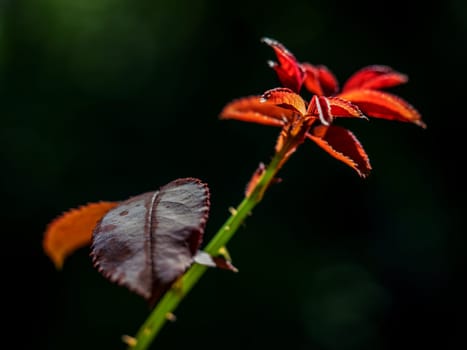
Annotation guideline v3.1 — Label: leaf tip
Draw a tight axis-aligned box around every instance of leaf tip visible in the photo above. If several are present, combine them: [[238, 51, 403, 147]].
[[415, 119, 427, 129], [260, 37, 274, 45], [359, 169, 372, 179], [42, 217, 68, 270], [42, 239, 64, 270], [42, 201, 118, 269]]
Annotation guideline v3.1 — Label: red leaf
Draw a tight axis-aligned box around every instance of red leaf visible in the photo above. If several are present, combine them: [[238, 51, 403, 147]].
[[245, 162, 266, 197], [337, 89, 426, 128], [261, 87, 307, 115], [302, 63, 339, 96], [219, 95, 289, 127], [327, 97, 366, 119], [307, 125, 372, 177], [261, 37, 305, 93], [91, 178, 210, 307], [342, 65, 408, 91], [244, 162, 282, 197], [309, 95, 333, 126], [43, 201, 119, 269]]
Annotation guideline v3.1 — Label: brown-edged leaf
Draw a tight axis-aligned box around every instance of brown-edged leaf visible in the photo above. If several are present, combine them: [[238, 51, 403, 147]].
[[342, 65, 408, 92], [244, 162, 282, 198], [309, 95, 333, 126], [219, 95, 290, 127], [261, 87, 307, 115], [245, 162, 266, 197], [90, 178, 210, 307], [261, 37, 305, 93], [307, 125, 372, 178], [326, 97, 366, 119], [337, 89, 426, 128], [43, 201, 119, 269], [302, 63, 339, 96]]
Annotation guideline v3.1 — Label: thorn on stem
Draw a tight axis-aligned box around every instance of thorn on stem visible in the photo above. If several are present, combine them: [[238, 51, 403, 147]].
[[229, 207, 237, 215], [165, 312, 177, 322], [172, 277, 184, 296], [218, 246, 232, 261], [122, 335, 138, 347]]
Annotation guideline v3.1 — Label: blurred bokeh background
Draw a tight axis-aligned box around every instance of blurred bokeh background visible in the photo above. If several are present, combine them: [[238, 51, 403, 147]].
[[1, 0, 465, 349]]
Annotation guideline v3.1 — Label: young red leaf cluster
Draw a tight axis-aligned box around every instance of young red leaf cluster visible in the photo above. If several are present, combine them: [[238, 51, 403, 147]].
[[221, 37, 425, 177], [43, 37, 425, 310]]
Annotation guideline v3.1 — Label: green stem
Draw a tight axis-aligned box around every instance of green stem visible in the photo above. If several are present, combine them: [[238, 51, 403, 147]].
[[129, 150, 285, 350]]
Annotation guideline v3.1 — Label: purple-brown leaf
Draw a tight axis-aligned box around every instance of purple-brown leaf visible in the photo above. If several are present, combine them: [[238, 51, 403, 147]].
[[90, 178, 210, 306]]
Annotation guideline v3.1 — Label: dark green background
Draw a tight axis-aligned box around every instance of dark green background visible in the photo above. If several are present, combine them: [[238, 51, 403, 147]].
[[1, 0, 465, 349]]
